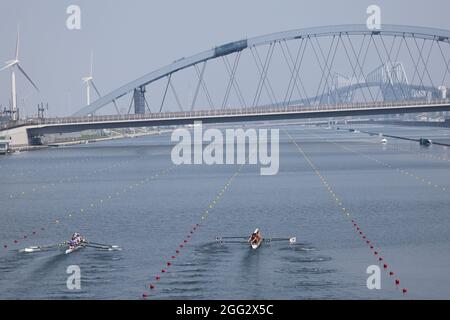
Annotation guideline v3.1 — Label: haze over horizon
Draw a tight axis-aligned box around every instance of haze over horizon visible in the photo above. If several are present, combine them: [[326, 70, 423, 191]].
[[1, 0, 450, 117]]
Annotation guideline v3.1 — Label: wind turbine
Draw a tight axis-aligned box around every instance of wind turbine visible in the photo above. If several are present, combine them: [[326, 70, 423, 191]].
[[0, 27, 39, 121], [82, 52, 101, 106], [82, 52, 120, 114]]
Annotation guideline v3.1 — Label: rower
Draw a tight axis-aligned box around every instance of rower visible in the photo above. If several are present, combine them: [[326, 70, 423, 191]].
[[249, 228, 262, 245], [69, 233, 85, 249]]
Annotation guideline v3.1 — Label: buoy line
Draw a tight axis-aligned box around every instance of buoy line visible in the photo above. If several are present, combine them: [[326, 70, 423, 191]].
[[319, 134, 449, 194], [284, 129, 408, 296], [2, 152, 153, 202], [142, 163, 246, 299], [2, 164, 177, 252]]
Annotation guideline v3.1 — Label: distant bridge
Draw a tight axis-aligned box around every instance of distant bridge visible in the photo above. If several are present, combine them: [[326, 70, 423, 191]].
[[72, 24, 450, 117], [3, 24, 450, 146], [0, 99, 448, 146]]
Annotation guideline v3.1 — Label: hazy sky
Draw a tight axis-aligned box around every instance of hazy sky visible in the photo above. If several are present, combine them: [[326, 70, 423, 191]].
[[1, 0, 450, 116]]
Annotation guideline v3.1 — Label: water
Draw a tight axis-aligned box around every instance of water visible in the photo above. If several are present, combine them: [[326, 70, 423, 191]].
[[1, 124, 450, 299]]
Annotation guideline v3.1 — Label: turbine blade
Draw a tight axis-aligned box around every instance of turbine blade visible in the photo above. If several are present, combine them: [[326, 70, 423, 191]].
[[15, 26, 20, 60], [90, 52, 93, 77], [17, 64, 39, 92], [90, 80, 101, 98], [0, 62, 15, 72]]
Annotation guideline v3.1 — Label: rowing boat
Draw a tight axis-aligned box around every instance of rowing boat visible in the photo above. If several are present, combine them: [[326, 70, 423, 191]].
[[19, 239, 121, 255], [64, 244, 85, 255], [216, 234, 296, 250], [251, 237, 263, 250]]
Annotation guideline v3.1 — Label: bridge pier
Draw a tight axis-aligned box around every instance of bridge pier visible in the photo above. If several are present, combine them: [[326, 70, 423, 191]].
[[0, 126, 33, 148], [134, 86, 146, 114]]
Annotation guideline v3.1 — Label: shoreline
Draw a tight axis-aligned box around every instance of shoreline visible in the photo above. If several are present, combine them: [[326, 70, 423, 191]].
[[4, 129, 172, 154]]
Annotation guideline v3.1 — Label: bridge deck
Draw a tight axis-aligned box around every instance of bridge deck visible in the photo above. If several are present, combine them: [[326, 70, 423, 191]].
[[1, 99, 450, 135]]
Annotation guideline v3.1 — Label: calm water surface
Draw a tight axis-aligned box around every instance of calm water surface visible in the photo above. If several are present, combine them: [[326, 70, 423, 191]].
[[1, 124, 449, 299]]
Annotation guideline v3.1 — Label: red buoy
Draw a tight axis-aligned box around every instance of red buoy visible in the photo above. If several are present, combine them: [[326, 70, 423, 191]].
[[374, 251, 378, 255], [378, 257, 383, 261], [184, 240, 188, 243], [167, 262, 172, 266], [395, 279, 400, 285], [150, 285, 155, 290], [180, 244, 184, 248], [14, 240, 18, 244], [161, 269, 166, 273], [383, 264, 388, 269], [142, 292, 149, 298], [402, 288, 408, 294], [155, 276, 161, 281], [171, 256, 176, 259], [3, 245, 7, 249], [176, 250, 180, 254], [32, 231, 36, 235], [366, 240, 370, 244], [370, 246, 374, 249], [389, 272, 394, 276]]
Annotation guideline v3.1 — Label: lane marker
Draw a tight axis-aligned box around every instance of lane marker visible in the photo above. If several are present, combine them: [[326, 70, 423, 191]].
[[1, 165, 177, 251], [143, 164, 246, 298], [284, 129, 407, 296]]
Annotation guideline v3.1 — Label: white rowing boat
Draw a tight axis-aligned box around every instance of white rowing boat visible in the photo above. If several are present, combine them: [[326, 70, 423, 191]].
[[251, 237, 263, 250], [19, 239, 121, 255], [64, 244, 86, 254], [217, 230, 296, 250], [216, 228, 297, 250]]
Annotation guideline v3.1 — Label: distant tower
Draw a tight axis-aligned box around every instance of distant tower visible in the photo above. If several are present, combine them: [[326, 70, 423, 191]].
[[133, 86, 146, 114]]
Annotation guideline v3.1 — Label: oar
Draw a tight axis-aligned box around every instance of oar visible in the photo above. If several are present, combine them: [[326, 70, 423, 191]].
[[265, 237, 297, 244], [86, 241, 120, 248], [216, 236, 248, 241], [85, 242, 121, 251], [20, 242, 66, 253]]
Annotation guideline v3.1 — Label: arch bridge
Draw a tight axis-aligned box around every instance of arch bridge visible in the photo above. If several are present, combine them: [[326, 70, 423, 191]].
[[73, 24, 450, 117], [3, 24, 450, 147]]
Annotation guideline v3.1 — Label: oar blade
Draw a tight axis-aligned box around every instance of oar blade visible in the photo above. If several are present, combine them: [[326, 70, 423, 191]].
[[19, 247, 41, 253], [85, 243, 122, 251], [19, 243, 64, 253]]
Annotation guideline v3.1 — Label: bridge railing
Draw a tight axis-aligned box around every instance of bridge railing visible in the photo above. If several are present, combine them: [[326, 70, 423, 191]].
[[1, 98, 450, 130]]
